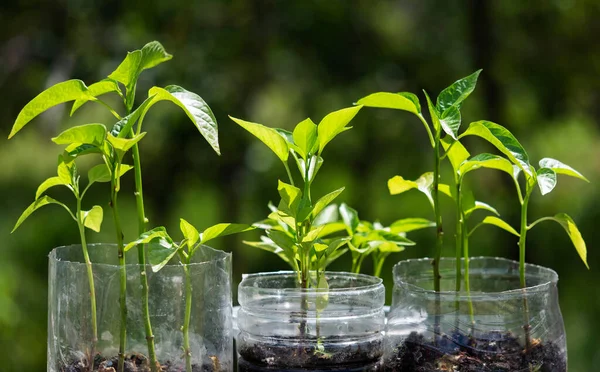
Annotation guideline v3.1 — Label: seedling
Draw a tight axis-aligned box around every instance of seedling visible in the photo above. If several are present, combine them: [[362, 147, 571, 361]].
[[231, 106, 362, 337], [9, 41, 220, 372], [124, 220, 254, 372]]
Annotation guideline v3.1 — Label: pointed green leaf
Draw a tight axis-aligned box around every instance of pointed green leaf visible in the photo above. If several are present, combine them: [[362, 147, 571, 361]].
[[317, 222, 347, 238], [388, 172, 436, 206], [482, 216, 520, 237], [390, 218, 435, 233], [356, 92, 421, 115], [107, 132, 146, 153], [302, 226, 325, 244], [200, 223, 255, 245], [377, 241, 406, 253], [292, 118, 318, 159], [313, 204, 339, 226], [147, 85, 220, 154], [231, 116, 289, 162], [109, 50, 143, 87], [459, 153, 515, 178], [439, 105, 461, 140], [111, 95, 155, 138], [147, 237, 179, 272], [310, 187, 345, 221], [545, 213, 588, 269], [81, 205, 103, 232], [57, 157, 76, 185], [52, 124, 107, 146], [139, 41, 173, 71], [71, 78, 122, 115], [36, 176, 68, 199], [277, 180, 302, 217], [180, 218, 200, 248], [424, 91, 441, 133], [537, 168, 557, 196], [125, 226, 173, 252], [459, 121, 531, 176], [441, 137, 470, 172], [317, 106, 362, 154], [436, 70, 482, 113], [339, 203, 359, 234], [464, 201, 500, 218], [243, 238, 293, 267], [9, 80, 93, 138], [266, 230, 297, 252], [539, 158, 589, 182], [87, 163, 133, 185], [12, 196, 72, 233]]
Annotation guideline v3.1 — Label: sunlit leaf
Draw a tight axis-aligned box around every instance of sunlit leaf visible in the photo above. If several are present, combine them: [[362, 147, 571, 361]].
[[537, 168, 557, 196], [200, 223, 255, 245], [277, 180, 302, 217], [243, 238, 293, 267], [88, 163, 133, 185], [266, 229, 297, 253], [180, 218, 200, 248], [436, 70, 482, 113], [316, 222, 347, 238], [9, 80, 93, 138], [12, 196, 72, 233], [441, 137, 470, 172], [390, 218, 435, 233], [71, 78, 122, 115], [36, 176, 68, 199], [543, 213, 588, 269], [310, 187, 344, 221], [52, 124, 107, 147], [464, 201, 500, 218], [292, 118, 318, 159], [439, 105, 461, 140], [107, 132, 146, 153], [424, 91, 440, 133], [339, 203, 359, 234], [124, 226, 173, 252], [459, 153, 515, 178], [481, 216, 520, 237], [317, 106, 362, 154], [356, 92, 421, 115], [539, 158, 589, 182], [231, 116, 289, 162], [81, 205, 103, 232], [388, 172, 437, 207]]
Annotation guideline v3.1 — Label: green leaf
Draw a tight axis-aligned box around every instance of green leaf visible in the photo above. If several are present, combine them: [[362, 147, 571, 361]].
[[125, 226, 173, 253], [317, 222, 347, 238], [81, 205, 103, 232], [302, 226, 325, 244], [71, 78, 121, 115], [277, 180, 302, 217], [537, 168, 557, 196], [459, 153, 515, 178], [459, 121, 531, 176], [111, 95, 155, 138], [200, 223, 255, 245], [146, 231, 179, 272], [310, 187, 345, 221], [436, 69, 482, 113], [107, 132, 147, 153], [539, 158, 589, 182], [292, 118, 318, 159], [266, 230, 297, 252], [52, 124, 107, 146], [109, 50, 143, 87], [36, 177, 68, 199], [231, 116, 289, 162], [441, 137, 470, 172], [388, 172, 437, 207], [243, 238, 293, 267], [317, 106, 362, 154], [356, 92, 421, 115], [390, 218, 435, 233], [88, 163, 133, 185], [439, 105, 461, 140], [377, 241, 405, 253], [180, 218, 200, 248], [295, 155, 323, 183], [9, 80, 93, 139], [313, 204, 339, 226], [147, 85, 220, 154], [12, 196, 71, 233], [57, 157, 76, 185], [139, 41, 173, 71], [424, 91, 441, 133], [545, 213, 588, 269], [482, 216, 520, 237], [339, 203, 359, 234], [464, 201, 500, 218]]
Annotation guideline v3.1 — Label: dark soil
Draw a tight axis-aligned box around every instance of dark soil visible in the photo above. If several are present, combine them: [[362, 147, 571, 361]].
[[237, 337, 382, 371], [384, 331, 566, 372], [59, 353, 222, 372]]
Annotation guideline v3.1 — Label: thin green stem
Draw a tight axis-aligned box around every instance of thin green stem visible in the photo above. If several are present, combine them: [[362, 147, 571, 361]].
[[418, 115, 436, 148], [110, 163, 127, 372], [182, 259, 193, 372], [284, 161, 295, 187], [131, 140, 159, 371], [96, 99, 123, 120], [463, 221, 475, 327], [77, 196, 98, 371], [432, 130, 443, 343], [373, 255, 385, 278], [519, 192, 532, 351], [455, 179, 463, 293], [527, 216, 555, 230]]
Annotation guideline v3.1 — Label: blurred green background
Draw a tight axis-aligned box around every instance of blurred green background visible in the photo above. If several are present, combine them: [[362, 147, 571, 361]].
[[0, 1, 598, 371]]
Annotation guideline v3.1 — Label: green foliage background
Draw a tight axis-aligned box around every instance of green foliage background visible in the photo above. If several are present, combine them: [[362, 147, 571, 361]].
[[0, 1, 598, 371]]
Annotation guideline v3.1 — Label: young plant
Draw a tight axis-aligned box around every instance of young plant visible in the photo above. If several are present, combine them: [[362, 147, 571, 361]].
[[231, 106, 362, 337], [459, 121, 589, 349], [8, 41, 220, 372], [338, 203, 434, 277], [11, 153, 109, 371], [124, 221, 254, 372]]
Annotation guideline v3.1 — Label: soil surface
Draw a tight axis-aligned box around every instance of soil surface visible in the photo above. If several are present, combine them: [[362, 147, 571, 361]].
[[237, 336, 382, 371], [384, 331, 566, 372], [59, 353, 223, 372]]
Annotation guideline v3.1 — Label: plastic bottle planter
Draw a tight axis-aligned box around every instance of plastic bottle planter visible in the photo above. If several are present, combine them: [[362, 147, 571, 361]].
[[48, 244, 233, 372], [237, 272, 386, 372], [385, 257, 566, 372]]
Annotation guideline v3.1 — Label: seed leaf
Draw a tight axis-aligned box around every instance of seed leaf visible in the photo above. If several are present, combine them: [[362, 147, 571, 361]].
[[12, 196, 71, 233], [292, 118, 318, 159], [81, 205, 103, 232], [356, 92, 421, 115], [52, 124, 107, 146], [71, 78, 122, 115], [36, 176, 68, 200], [200, 223, 255, 245], [180, 218, 200, 248], [310, 187, 345, 221], [317, 106, 362, 154], [460, 121, 531, 176], [147, 85, 220, 154], [231, 116, 289, 162], [545, 213, 588, 269], [390, 218, 436, 233], [482, 216, 520, 237], [539, 158, 589, 182], [9, 79, 93, 139], [537, 168, 557, 196], [459, 153, 515, 178], [436, 70, 482, 113], [339, 203, 359, 234]]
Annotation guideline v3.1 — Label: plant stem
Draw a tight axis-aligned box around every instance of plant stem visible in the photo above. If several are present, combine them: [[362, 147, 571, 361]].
[[131, 141, 159, 371], [462, 221, 475, 328], [77, 197, 98, 371], [111, 165, 127, 372], [182, 260, 193, 372], [432, 131, 443, 342], [519, 192, 532, 351], [373, 256, 385, 278], [455, 180, 463, 293]]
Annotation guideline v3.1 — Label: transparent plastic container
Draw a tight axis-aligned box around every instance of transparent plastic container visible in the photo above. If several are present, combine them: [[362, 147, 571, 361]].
[[237, 271, 386, 371], [48, 244, 233, 371], [385, 257, 567, 372]]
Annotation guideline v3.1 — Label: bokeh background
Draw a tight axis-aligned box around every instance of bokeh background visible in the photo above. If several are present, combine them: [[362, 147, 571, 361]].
[[1, 1, 599, 371]]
